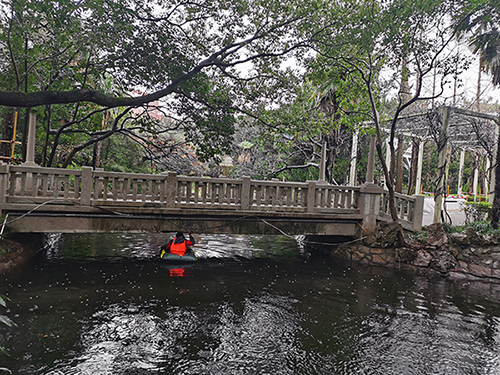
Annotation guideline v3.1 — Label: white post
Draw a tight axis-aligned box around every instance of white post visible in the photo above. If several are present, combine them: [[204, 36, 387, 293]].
[[384, 138, 390, 189], [349, 131, 359, 185], [318, 142, 327, 185], [20, 113, 37, 195], [415, 139, 424, 194], [365, 134, 376, 184], [434, 106, 450, 224], [22, 113, 37, 166], [473, 161, 479, 202], [485, 157, 490, 201], [457, 149, 465, 196]]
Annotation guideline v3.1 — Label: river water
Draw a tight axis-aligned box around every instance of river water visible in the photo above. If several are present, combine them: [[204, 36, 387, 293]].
[[2, 233, 500, 374]]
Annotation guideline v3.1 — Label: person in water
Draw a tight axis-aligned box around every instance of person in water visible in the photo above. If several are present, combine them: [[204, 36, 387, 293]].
[[161, 232, 195, 257]]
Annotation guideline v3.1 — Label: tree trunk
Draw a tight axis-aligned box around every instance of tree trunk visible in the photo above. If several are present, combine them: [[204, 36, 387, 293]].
[[1, 108, 15, 158], [325, 130, 339, 184], [41, 105, 51, 167], [21, 108, 30, 162], [491, 126, 500, 228], [93, 141, 102, 169], [396, 135, 404, 193], [408, 138, 419, 195], [424, 145, 431, 191]]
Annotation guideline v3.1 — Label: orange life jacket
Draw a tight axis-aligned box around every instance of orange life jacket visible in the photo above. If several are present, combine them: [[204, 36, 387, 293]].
[[170, 237, 188, 256]]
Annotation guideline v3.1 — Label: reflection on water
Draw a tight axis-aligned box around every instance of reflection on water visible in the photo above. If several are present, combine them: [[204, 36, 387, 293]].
[[42, 232, 304, 262], [1, 233, 500, 374]]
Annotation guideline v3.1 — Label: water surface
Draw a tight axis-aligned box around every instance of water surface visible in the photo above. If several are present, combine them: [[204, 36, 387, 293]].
[[1, 233, 500, 374]]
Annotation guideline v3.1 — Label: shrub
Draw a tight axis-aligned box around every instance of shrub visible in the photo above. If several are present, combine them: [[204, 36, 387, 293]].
[[463, 201, 491, 224]]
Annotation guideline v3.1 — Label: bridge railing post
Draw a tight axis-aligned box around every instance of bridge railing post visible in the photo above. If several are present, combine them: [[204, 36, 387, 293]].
[[80, 166, 93, 206], [411, 194, 424, 231], [164, 172, 177, 207], [359, 183, 384, 233], [0, 163, 9, 205], [307, 181, 316, 213], [241, 176, 251, 210]]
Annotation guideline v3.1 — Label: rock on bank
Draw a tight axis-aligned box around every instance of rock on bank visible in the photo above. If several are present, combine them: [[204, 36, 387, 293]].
[[335, 222, 500, 281], [0, 234, 44, 271]]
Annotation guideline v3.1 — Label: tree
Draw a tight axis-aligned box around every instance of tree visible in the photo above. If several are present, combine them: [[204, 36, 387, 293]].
[[457, 0, 500, 85], [0, 0, 311, 166], [299, 0, 464, 241], [456, 0, 500, 227]]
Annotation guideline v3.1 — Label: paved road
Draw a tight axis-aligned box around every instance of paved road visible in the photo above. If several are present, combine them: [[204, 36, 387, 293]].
[[422, 197, 466, 227]]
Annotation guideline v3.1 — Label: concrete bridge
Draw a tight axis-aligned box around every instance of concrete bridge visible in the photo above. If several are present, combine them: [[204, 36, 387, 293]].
[[0, 164, 424, 236]]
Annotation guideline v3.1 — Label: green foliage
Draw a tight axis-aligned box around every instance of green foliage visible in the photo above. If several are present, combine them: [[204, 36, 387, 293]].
[[468, 221, 499, 235], [2, 0, 307, 170], [99, 135, 151, 173], [455, 0, 500, 86], [463, 201, 492, 224], [408, 230, 428, 242], [442, 222, 463, 234]]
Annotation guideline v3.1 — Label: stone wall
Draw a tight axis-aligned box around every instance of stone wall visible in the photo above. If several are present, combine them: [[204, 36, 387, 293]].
[[334, 222, 500, 281]]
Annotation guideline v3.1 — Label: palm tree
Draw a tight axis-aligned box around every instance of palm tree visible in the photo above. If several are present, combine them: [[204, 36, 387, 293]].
[[456, 0, 500, 226], [460, 0, 500, 85]]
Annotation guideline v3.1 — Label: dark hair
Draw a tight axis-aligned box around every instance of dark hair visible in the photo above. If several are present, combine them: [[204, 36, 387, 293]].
[[176, 232, 183, 238]]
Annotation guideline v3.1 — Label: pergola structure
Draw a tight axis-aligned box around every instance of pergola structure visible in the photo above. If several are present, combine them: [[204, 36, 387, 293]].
[[379, 106, 500, 223]]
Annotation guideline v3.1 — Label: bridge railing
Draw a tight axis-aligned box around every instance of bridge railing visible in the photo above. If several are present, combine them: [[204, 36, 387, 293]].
[[174, 175, 360, 214], [0, 165, 424, 231], [378, 190, 424, 231], [0, 165, 83, 203], [0, 166, 361, 215]]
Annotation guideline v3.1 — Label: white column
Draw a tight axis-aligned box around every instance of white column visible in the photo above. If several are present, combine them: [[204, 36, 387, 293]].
[[473, 160, 479, 201], [415, 139, 424, 194], [384, 138, 390, 189], [20, 114, 37, 195], [485, 157, 490, 201], [349, 131, 359, 186], [457, 149, 465, 196], [318, 142, 328, 184], [366, 134, 376, 184], [22, 113, 37, 166], [434, 106, 450, 224]]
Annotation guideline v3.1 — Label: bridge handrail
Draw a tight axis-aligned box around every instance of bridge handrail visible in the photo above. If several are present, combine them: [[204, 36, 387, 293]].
[[0, 165, 423, 232], [0, 166, 362, 215], [379, 190, 424, 231], [0, 164, 83, 203]]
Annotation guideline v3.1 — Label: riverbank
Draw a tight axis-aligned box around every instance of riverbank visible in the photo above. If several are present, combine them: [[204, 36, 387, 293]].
[[335, 221, 500, 282], [0, 234, 44, 272]]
